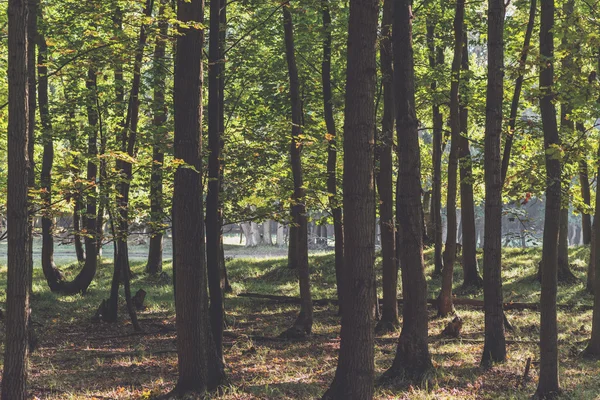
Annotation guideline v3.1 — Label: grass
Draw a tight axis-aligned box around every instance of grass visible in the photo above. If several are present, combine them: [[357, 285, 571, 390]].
[[0, 244, 599, 399]]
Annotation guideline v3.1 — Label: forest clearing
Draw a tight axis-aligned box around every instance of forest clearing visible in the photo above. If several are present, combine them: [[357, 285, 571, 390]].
[[1, 246, 598, 399]]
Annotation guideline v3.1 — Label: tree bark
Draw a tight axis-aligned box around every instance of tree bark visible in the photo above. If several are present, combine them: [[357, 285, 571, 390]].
[[146, 0, 168, 275], [207, 0, 225, 363], [439, 0, 465, 317], [281, 4, 312, 337], [382, 0, 433, 383], [38, 33, 64, 291], [481, 0, 507, 367], [500, 0, 536, 184], [321, 0, 344, 314], [172, 0, 225, 393], [578, 126, 592, 246], [375, 0, 399, 333], [26, 0, 36, 295], [322, 0, 378, 397], [427, 20, 444, 276], [2, 0, 31, 396], [536, 0, 561, 392], [458, 30, 482, 289], [263, 220, 273, 245]]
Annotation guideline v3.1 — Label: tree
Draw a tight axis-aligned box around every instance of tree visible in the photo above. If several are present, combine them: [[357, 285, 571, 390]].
[[458, 29, 482, 288], [172, 0, 225, 393], [481, 0, 506, 367], [281, 3, 312, 337], [536, 0, 561, 393], [145, 0, 169, 274], [375, 0, 399, 333], [2, 0, 31, 397], [321, 0, 344, 316], [381, 0, 433, 382], [207, 0, 225, 362], [321, 0, 378, 397], [438, 0, 465, 317]]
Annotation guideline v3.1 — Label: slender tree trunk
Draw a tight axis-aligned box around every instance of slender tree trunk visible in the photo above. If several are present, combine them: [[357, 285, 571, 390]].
[[263, 221, 273, 245], [26, 0, 36, 295], [277, 222, 285, 247], [382, 0, 433, 382], [322, 0, 378, 397], [38, 33, 64, 290], [146, 0, 168, 274], [73, 191, 85, 262], [207, 0, 225, 363], [439, 0, 465, 317], [427, 20, 444, 276], [2, 0, 30, 396], [584, 131, 600, 357], [588, 222, 596, 293], [172, 0, 225, 393], [280, 4, 312, 337], [458, 30, 482, 289], [578, 126, 592, 245], [375, 0, 399, 333], [481, 0, 507, 367], [500, 0, 536, 184], [536, 0, 561, 392], [321, 0, 344, 314]]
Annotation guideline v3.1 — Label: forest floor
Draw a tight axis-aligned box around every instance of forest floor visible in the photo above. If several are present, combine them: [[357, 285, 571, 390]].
[[0, 245, 599, 399]]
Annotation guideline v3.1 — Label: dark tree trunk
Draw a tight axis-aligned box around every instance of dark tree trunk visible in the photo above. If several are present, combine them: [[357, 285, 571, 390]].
[[382, 0, 433, 382], [578, 125, 592, 246], [584, 131, 600, 357], [73, 192, 85, 263], [321, 0, 378, 398], [26, 0, 36, 295], [536, 0, 561, 392], [172, 0, 225, 394], [588, 221, 596, 293], [427, 20, 444, 276], [38, 34, 64, 291], [481, 0, 507, 367], [207, 0, 225, 363], [375, 0, 399, 333], [282, 4, 312, 337], [500, 0, 536, 184], [439, 0, 465, 317], [105, 0, 155, 330], [2, 0, 31, 396], [458, 30, 482, 289], [146, 0, 168, 275], [322, 0, 344, 316], [287, 208, 298, 269]]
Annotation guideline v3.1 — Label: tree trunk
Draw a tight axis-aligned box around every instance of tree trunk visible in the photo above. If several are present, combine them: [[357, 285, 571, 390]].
[[251, 221, 262, 245], [2, 0, 30, 396], [262, 220, 273, 245], [578, 125, 592, 245], [536, 0, 561, 392], [26, 0, 36, 295], [322, 0, 378, 397], [500, 0, 536, 184], [458, 30, 482, 289], [382, 0, 433, 382], [439, 0, 465, 317], [322, 0, 344, 315], [146, 0, 168, 275], [427, 20, 444, 276], [38, 33, 64, 291], [557, 206, 577, 283], [172, 0, 224, 393], [241, 222, 254, 247], [73, 193, 85, 262], [584, 127, 600, 357], [375, 0, 399, 333], [481, 0, 507, 367], [207, 0, 225, 364], [281, 4, 312, 337]]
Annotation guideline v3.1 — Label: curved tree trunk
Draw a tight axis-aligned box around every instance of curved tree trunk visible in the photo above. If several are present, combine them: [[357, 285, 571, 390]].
[[281, 4, 312, 337], [481, 0, 507, 367], [375, 0, 398, 333], [321, 0, 378, 397], [458, 30, 482, 289], [438, 0, 465, 317], [382, 0, 433, 383], [38, 34, 64, 291]]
